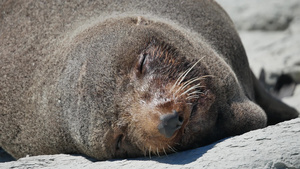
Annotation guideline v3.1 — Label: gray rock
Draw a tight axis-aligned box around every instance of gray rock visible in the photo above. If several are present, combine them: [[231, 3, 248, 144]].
[[217, 0, 300, 31], [1, 118, 299, 169], [218, 0, 300, 105]]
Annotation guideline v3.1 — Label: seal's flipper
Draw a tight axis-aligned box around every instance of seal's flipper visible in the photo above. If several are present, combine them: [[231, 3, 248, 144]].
[[252, 71, 299, 125]]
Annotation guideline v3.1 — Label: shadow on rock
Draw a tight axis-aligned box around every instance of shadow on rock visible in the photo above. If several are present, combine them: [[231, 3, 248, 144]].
[[0, 148, 15, 163], [108, 139, 226, 165]]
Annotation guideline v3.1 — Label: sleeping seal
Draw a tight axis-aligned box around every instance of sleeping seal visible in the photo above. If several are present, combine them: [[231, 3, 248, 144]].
[[0, 0, 298, 160]]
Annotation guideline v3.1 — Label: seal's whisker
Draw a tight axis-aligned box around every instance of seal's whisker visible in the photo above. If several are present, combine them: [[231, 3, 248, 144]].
[[163, 147, 168, 156], [175, 76, 204, 94], [177, 59, 203, 86], [179, 84, 202, 97], [187, 94, 200, 98], [149, 146, 152, 159], [171, 70, 189, 92], [143, 148, 147, 157], [202, 74, 215, 78], [182, 76, 205, 87], [167, 144, 177, 153], [181, 74, 212, 92], [170, 64, 193, 92], [170, 57, 204, 92], [180, 77, 199, 88], [188, 90, 203, 96], [189, 84, 205, 91], [156, 148, 160, 157], [187, 95, 200, 100]]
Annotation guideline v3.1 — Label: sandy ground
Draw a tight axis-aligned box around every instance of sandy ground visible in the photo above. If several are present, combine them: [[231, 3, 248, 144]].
[[1, 0, 300, 168]]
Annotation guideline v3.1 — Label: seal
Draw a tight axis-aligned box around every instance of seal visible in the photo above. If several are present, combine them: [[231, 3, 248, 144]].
[[0, 0, 298, 160]]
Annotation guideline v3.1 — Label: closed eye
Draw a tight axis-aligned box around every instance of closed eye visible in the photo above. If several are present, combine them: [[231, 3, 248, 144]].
[[137, 53, 147, 74], [116, 134, 124, 150]]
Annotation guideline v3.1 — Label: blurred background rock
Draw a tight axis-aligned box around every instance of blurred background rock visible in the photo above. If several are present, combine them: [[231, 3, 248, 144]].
[[217, 0, 300, 111]]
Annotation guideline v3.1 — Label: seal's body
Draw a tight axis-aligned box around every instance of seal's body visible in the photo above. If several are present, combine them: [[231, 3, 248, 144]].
[[0, 0, 298, 160]]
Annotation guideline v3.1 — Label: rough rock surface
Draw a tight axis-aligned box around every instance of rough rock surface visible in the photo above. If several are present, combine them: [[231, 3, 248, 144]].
[[218, 0, 300, 112], [1, 118, 299, 169], [1, 0, 300, 168]]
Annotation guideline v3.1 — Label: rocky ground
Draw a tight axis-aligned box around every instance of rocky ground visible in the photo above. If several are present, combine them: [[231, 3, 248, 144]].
[[218, 0, 300, 111], [1, 0, 300, 168]]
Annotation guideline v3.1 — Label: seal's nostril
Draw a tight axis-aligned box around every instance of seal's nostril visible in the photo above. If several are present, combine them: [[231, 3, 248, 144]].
[[157, 110, 184, 138], [178, 116, 184, 123]]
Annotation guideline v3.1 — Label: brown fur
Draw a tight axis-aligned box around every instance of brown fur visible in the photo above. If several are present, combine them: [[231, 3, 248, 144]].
[[0, 0, 298, 160]]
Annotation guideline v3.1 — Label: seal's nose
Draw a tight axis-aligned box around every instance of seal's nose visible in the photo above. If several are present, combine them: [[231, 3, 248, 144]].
[[157, 110, 184, 138]]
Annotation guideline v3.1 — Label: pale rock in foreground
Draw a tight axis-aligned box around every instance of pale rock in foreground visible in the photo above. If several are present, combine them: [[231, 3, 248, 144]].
[[1, 118, 299, 169]]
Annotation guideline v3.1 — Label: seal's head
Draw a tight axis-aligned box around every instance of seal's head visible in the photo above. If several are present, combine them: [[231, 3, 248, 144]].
[[50, 16, 268, 161], [114, 40, 215, 158]]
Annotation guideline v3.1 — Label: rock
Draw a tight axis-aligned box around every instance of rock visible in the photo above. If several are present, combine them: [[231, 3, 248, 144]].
[[1, 118, 299, 169], [283, 85, 300, 112], [218, 0, 300, 108], [217, 0, 300, 31], [218, 0, 300, 84]]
